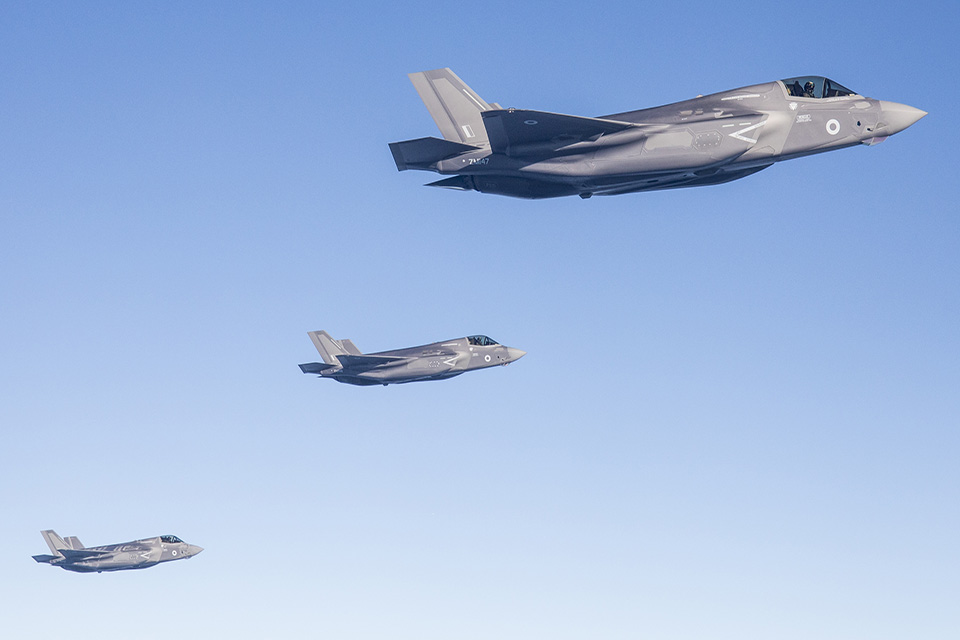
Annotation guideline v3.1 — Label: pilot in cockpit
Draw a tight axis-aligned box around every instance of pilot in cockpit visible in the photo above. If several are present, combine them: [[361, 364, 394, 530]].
[[803, 81, 816, 98]]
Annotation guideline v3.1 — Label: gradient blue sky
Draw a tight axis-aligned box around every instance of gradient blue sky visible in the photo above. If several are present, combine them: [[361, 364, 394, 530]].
[[1, 2, 958, 638]]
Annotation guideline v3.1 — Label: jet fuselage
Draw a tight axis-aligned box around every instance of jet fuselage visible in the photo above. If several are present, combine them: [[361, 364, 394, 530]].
[[299, 332, 526, 386], [391, 71, 925, 199], [33, 531, 203, 573]]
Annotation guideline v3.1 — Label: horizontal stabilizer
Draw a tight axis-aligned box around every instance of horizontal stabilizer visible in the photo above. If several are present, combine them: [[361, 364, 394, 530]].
[[482, 109, 635, 155], [33, 554, 58, 563], [299, 362, 338, 375], [335, 354, 408, 370], [59, 548, 108, 559], [389, 136, 481, 171]]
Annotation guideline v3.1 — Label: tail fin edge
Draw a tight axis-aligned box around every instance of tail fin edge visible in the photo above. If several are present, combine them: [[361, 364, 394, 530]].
[[408, 68, 493, 146], [307, 331, 360, 365], [40, 530, 67, 557]]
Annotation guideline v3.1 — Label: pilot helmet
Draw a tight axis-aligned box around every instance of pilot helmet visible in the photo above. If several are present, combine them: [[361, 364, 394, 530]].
[[804, 81, 815, 93]]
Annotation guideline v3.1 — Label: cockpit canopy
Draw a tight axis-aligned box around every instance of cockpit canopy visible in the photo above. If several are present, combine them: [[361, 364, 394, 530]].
[[160, 535, 183, 544], [781, 76, 858, 99], [467, 335, 499, 346]]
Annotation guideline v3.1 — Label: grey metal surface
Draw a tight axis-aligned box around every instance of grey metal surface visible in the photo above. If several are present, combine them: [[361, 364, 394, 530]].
[[390, 70, 926, 199], [299, 330, 525, 386], [33, 530, 203, 573]]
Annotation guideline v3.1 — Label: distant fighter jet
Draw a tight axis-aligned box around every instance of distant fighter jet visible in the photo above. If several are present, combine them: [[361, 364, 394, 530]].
[[390, 69, 926, 199], [33, 530, 202, 573], [299, 330, 525, 386]]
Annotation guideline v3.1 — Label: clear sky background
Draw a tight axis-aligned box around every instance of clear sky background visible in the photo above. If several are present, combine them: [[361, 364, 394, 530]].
[[1, 2, 957, 638]]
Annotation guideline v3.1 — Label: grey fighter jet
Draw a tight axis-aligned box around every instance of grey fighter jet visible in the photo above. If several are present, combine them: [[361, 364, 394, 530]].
[[32, 530, 202, 573], [299, 330, 525, 386], [390, 69, 926, 199]]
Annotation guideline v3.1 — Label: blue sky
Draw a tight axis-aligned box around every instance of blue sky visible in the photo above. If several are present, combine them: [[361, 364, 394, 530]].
[[1, 1, 958, 638]]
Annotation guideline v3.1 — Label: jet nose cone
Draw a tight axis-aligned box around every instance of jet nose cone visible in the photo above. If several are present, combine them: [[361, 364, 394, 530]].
[[878, 101, 927, 135], [506, 347, 526, 363], [187, 545, 204, 556]]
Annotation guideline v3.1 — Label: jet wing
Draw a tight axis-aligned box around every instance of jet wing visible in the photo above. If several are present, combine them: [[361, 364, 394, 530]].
[[481, 109, 637, 155], [335, 354, 410, 370], [58, 548, 109, 559]]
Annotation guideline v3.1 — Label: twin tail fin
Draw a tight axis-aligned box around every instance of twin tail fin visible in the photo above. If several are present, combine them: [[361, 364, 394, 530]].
[[390, 68, 500, 171]]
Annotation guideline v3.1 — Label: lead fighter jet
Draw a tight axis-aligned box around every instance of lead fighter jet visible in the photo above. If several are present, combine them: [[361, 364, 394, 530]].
[[32, 530, 203, 573], [390, 68, 926, 199], [299, 330, 525, 386]]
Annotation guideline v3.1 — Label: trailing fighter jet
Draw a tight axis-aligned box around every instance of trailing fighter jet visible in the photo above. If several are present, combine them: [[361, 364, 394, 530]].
[[32, 530, 203, 573], [389, 68, 926, 199], [299, 330, 525, 386]]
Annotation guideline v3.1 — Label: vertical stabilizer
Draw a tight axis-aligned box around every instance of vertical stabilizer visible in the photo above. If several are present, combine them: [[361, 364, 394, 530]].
[[41, 530, 68, 556], [64, 536, 85, 550], [340, 339, 362, 356], [308, 331, 360, 365], [408, 68, 494, 146]]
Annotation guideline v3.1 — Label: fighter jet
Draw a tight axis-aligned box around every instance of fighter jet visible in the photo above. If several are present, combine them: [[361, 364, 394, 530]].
[[32, 530, 203, 573], [389, 69, 926, 199], [299, 330, 525, 386]]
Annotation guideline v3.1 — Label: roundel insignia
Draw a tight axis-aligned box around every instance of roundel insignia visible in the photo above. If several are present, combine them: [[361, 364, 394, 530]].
[[826, 119, 841, 135], [524, 120, 538, 125]]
